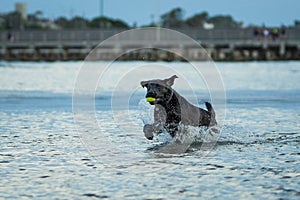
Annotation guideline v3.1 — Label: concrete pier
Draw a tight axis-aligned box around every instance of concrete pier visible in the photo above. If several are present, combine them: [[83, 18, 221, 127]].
[[0, 28, 299, 61]]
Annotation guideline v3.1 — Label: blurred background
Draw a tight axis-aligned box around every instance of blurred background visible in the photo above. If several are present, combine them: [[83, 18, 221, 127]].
[[0, 0, 299, 61]]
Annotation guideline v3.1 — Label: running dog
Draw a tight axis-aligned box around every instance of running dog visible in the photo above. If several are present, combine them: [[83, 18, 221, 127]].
[[141, 75, 217, 140]]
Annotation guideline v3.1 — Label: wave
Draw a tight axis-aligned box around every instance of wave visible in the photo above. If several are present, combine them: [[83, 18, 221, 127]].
[[0, 61, 300, 93]]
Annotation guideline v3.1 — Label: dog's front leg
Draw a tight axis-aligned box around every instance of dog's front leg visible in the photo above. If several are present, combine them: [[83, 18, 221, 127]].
[[143, 105, 166, 140], [143, 122, 164, 140]]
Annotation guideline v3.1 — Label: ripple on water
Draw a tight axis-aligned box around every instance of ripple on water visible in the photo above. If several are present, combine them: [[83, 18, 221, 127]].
[[1, 61, 300, 199]]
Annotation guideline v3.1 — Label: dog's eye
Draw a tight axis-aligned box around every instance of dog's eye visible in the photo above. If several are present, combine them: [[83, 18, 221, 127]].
[[161, 87, 168, 92], [157, 86, 167, 93]]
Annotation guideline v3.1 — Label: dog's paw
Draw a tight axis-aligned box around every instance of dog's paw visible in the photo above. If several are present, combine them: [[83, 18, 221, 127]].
[[143, 124, 154, 140]]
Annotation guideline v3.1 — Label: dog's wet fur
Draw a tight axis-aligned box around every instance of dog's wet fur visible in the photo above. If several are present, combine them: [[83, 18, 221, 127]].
[[141, 75, 217, 140]]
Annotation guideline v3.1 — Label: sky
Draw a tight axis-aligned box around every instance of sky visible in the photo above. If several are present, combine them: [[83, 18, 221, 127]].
[[1, 0, 299, 27]]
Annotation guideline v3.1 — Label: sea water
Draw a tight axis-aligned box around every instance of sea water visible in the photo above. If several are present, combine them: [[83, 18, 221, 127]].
[[0, 61, 299, 199]]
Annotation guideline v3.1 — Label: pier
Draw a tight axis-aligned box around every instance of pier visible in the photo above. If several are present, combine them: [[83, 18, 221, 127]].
[[1, 28, 300, 61]]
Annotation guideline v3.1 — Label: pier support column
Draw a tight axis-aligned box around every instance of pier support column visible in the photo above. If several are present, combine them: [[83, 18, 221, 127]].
[[279, 41, 286, 58], [57, 45, 64, 61], [0, 45, 6, 60]]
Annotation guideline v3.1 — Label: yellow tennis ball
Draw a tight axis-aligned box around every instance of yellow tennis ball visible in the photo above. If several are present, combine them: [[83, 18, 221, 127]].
[[146, 97, 156, 102]]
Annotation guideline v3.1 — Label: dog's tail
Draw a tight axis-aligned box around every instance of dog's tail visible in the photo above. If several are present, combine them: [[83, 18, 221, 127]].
[[205, 102, 217, 126]]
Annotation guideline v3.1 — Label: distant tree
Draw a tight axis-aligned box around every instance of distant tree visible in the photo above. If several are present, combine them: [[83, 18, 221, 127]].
[[112, 19, 129, 28], [88, 16, 129, 29], [88, 17, 106, 28], [54, 16, 88, 29], [34, 11, 43, 20], [55, 17, 69, 28], [295, 20, 300, 28], [6, 12, 24, 30], [26, 23, 45, 30], [207, 15, 242, 28], [0, 16, 6, 29], [132, 22, 137, 28], [185, 12, 208, 28], [161, 7, 184, 28], [69, 16, 88, 29]]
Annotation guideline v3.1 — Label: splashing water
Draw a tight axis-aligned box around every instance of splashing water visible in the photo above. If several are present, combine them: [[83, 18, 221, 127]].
[[138, 99, 224, 154]]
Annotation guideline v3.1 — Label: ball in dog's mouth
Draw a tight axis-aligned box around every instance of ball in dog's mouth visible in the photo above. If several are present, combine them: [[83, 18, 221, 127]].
[[146, 97, 156, 103]]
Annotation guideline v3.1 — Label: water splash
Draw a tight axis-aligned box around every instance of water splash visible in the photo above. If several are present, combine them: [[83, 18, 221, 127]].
[[138, 99, 154, 125], [138, 99, 223, 154]]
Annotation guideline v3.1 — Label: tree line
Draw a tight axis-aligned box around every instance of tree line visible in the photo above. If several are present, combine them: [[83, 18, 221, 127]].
[[1, 7, 298, 30], [55, 7, 242, 29]]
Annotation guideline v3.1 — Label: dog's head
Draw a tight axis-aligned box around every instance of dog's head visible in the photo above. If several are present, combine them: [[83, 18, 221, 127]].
[[140, 75, 178, 105]]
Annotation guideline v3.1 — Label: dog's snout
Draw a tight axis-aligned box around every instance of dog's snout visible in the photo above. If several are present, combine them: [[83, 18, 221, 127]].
[[146, 92, 156, 98], [146, 88, 156, 98], [147, 136, 153, 140]]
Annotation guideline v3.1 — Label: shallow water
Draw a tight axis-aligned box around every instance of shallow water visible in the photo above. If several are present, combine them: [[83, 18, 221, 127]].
[[0, 61, 299, 199]]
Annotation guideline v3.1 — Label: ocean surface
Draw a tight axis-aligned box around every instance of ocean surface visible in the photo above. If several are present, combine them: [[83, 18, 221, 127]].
[[0, 61, 299, 199]]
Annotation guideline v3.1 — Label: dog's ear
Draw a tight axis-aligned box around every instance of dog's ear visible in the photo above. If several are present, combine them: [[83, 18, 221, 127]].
[[140, 81, 148, 88], [164, 75, 178, 87]]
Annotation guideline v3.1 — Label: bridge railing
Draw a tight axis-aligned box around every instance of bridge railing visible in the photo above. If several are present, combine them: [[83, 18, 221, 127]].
[[0, 28, 299, 44]]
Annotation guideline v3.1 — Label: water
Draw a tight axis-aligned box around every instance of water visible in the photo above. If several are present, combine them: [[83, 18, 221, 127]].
[[0, 61, 299, 199]]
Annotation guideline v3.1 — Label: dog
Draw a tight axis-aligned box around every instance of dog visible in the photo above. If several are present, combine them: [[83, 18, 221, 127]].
[[141, 75, 217, 140]]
